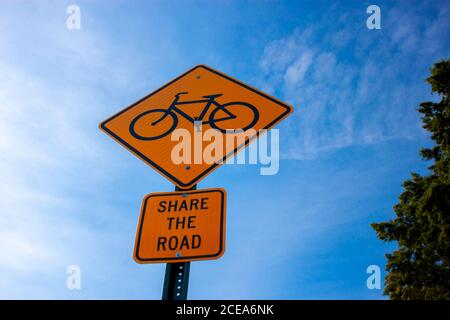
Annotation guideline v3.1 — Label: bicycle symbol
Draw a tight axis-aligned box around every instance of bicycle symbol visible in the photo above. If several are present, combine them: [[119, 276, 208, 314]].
[[129, 92, 260, 141]]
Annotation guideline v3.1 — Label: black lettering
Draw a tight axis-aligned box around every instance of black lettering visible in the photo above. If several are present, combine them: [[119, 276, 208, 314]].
[[167, 200, 178, 212], [190, 199, 199, 210], [179, 200, 188, 211], [200, 198, 209, 210], [188, 216, 196, 229], [158, 201, 167, 212], [157, 237, 167, 251], [168, 236, 178, 250], [192, 235, 201, 249], [167, 217, 175, 230], [175, 216, 186, 229], [179, 235, 190, 250]]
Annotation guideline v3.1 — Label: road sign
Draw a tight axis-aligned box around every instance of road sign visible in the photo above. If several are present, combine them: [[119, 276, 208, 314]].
[[99, 65, 293, 189], [134, 188, 226, 264]]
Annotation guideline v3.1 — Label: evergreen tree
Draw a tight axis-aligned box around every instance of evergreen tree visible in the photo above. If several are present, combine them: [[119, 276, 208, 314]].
[[372, 59, 450, 300]]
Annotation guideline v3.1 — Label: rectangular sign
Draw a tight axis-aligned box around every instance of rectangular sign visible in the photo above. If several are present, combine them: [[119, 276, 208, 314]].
[[133, 188, 226, 264]]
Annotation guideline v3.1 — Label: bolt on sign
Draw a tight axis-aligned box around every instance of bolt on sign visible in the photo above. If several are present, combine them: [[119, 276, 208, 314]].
[[99, 65, 293, 189], [134, 188, 226, 264]]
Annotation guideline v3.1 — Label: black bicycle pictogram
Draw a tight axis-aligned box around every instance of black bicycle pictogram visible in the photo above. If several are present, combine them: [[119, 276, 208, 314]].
[[129, 92, 260, 141]]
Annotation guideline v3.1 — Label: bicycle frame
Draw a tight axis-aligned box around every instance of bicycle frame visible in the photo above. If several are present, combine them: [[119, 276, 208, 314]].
[[152, 94, 236, 126]]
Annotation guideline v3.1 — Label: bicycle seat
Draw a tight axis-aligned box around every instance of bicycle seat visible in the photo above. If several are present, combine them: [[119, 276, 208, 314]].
[[202, 93, 223, 99]]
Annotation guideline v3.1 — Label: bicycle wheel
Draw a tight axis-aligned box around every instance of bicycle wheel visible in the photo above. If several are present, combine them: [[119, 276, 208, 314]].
[[209, 102, 259, 134], [129, 109, 178, 141]]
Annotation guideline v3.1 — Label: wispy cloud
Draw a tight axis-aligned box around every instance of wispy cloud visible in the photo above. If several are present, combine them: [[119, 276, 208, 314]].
[[0, 4, 157, 298], [257, 1, 450, 159]]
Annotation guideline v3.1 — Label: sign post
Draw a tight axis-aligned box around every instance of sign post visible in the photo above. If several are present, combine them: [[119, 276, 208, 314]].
[[162, 259, 190, 300], [162, 184, 196, 301]]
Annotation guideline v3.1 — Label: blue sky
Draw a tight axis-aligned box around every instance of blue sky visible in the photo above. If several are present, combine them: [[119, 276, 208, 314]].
[[0, 0, 449, 299]]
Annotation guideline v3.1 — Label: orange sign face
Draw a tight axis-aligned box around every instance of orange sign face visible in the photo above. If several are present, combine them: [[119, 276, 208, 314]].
[[99, 65, 293, 188], [133, 188, 226, 264]]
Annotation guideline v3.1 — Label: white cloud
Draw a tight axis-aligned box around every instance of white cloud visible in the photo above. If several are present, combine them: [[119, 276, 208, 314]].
[[0, 4, 158, 298], [284, 52, 314, 84], [257, 2, 449, 160]]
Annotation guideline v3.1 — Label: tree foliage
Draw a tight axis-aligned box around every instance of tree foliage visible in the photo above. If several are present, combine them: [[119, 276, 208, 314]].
[[372, 60, 450, 300]]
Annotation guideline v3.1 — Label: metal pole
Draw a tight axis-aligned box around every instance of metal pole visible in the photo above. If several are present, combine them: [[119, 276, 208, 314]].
[[162, 184, 197, 300]]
